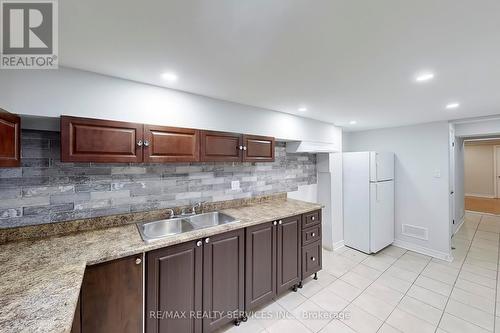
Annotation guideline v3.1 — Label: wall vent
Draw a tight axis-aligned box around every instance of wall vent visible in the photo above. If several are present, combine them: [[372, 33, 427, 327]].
[[402, 224, 429, 241]]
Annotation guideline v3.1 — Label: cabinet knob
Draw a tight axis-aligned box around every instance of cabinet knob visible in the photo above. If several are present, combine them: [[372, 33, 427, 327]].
[[238, 145, 243, 150], [243, 146, 247, 151], [311, 216, 315, 221], [273, 221, 277, 226], [137, 140, 143, 147], [278, 220, 282, 225], [205, 237, 210, 244], [196, 240, 202, 247], [312, 233, 316, 237], [143, 140, 150, 147], [311, 257, 316, 262], [135, 258, 142, 265]]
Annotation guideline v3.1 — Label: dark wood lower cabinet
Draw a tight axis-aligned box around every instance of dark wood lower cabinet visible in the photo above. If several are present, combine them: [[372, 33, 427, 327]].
[[70, 210, 321, 333], [146, 241, 202, 333], [203, 229, 245, 332], [245, 215, 302, 311], [146, 229, 244, 333], [245, 222, 276, 310], [277, 216, 301, 294], [78, 255, 143, 333]]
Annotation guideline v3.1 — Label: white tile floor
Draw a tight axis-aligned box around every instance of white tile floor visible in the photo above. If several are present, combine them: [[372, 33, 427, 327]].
[[218, 211, 500, 333]]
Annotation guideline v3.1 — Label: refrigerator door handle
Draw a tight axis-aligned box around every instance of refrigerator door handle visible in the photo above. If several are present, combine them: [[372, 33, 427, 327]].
[[375, 183, 379, 202]]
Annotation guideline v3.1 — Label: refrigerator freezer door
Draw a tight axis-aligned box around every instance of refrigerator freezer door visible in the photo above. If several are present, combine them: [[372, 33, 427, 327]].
[[369, 181, 395, 253], [343, 152, 371, 253], [370, 152, 394, 182]]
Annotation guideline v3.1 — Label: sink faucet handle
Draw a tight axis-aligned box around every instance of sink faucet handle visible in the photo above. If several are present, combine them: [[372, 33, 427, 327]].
[[166, 208, 175, 218], [192, 201, 205, 214]]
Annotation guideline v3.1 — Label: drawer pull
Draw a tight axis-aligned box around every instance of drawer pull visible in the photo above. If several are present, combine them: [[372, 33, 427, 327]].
[[311, 233, 316, 237], [135, 258, 142, 265], [311, 216, 315, 221], [311, 257, 316, 262]]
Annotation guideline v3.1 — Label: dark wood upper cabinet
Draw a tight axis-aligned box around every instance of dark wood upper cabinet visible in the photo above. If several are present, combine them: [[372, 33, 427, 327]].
[[0, 109, 21, 167], [144, 125, 200, 163], [245, 222, 276, 310], [60, 116, 275, 163], [203, 229, 245, 332], [277, 215, 301, 294], [80, 255, 143, 333], [242, 134, 275, 162], [61, 116, 143, 163], [200, 130, 242, 162], [146, 241, 203, 333]]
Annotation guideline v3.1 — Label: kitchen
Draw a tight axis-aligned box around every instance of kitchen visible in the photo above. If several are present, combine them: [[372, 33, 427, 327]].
[[2, 1, 500, 333]]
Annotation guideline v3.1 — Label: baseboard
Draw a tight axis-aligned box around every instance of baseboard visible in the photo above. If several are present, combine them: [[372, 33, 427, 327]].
[[332, 240, 345, 251], [465, 193, 495, 199], [392, 239, 453, 262], [465, 209, 500, 217]]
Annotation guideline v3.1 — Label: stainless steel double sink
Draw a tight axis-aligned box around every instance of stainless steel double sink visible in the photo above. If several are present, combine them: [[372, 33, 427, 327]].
[[136, 212, 239, 243]]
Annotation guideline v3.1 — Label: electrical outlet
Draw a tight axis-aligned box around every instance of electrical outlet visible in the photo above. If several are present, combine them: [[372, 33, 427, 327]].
[[231, 180, 240, 190]]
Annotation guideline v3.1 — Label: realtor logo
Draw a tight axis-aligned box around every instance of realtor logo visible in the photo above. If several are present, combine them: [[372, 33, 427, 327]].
[[1, 0, 58, 69]]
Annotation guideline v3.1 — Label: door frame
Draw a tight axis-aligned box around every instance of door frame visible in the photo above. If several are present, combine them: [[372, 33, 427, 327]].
[[494, 145, 500, 198]]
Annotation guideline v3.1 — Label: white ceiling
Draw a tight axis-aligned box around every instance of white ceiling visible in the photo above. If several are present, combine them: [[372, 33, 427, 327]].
[[60, 0, 500, 131]]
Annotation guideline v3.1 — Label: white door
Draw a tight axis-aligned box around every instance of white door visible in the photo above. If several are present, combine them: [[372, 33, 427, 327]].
[[370, 152, 395, 182], [496, 146, 500, 198], [370, 180, 395, 253]]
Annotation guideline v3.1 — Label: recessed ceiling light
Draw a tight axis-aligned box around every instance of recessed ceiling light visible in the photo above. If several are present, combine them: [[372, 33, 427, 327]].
[[161, 72, 178, 82], [349, 120, 357, 125], [298, 107, 307, 112], [445, 102, 460, 109], [415, 72, 435, 83]]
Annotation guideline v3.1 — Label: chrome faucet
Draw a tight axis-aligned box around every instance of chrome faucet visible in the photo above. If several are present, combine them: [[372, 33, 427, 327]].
[[165, 209, 175, 219], [180, 202, 204, 216]]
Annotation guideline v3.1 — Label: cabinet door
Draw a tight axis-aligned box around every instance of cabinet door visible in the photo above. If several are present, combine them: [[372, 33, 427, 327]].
[[277, 215, 301, 294], [245, 222, 276, 310], [203, 229, 245, 332], [242, 135, 275, 162], [0, 109, 20, 167], [200, 130, 242, 162], [146, 241, 202, 333], [302, 241, 322, 280], [144, 125, 199, 163], [81, 255, 143, 333], [61, 116, 143, 163]]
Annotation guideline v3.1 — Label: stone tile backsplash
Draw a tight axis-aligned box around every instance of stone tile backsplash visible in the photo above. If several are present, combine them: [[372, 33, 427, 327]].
[[0, 130, 317, 228]]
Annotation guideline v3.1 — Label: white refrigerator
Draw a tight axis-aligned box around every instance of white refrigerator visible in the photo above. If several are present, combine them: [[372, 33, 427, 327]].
[[343, 152, 395, 254]]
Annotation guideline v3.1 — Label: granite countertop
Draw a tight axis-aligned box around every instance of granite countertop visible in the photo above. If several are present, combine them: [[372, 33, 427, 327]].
[[0, 198, 322, 333]]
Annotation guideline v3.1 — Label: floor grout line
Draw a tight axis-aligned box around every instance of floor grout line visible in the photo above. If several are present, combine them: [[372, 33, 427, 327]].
[[250, 213, 500, 333], [434, 215, 486, 333]]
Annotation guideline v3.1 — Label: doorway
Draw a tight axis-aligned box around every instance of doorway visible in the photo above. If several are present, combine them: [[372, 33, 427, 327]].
[[463, 139, 500, 214]]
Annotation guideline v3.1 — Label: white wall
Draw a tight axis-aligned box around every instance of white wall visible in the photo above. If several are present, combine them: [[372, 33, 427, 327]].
[[317, 152, 344, 251], [344, 121, 451, 259], [0, 67, 341, 145], [464, 144, 495, 197], [455, 117, 500, 137], [288, 184, 318, 202]]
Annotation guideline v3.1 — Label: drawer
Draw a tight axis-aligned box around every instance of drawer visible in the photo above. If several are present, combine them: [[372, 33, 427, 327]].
[[302, 210, 321, 229], [301, 241, 322, 279], [302, 225, 321, 246]]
